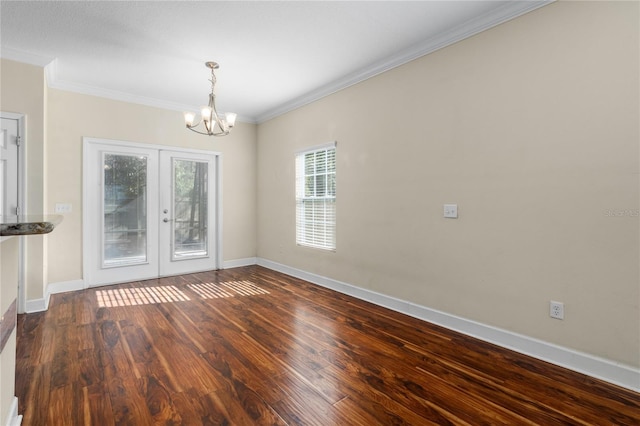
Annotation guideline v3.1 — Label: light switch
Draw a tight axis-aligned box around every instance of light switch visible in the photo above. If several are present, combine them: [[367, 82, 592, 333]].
[[55, 203, 72, 214], [444, 204, 458, 218]]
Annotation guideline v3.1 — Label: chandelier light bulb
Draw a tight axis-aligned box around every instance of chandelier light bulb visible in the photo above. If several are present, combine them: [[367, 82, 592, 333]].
[[225, 112, 237, 128], [183, 112, 195, 127], [201, 106, 212, 122]]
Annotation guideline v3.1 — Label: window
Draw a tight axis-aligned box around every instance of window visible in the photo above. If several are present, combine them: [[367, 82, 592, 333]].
[[296, 143, 336, 250]]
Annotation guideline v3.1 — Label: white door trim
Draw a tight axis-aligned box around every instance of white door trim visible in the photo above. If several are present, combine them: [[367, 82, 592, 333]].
[[82, 137, 223, 287]]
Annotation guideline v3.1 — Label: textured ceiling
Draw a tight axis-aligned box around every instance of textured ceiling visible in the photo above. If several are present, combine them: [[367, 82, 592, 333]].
[[0, 1, 551, 123]]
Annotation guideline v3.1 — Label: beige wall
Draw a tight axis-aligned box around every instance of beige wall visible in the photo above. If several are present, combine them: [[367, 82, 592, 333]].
[[1, 59, 48, 301], [46, 89, 257, 285], [0, 238, 18, 330], [257, 1, 639, 367], [0, 237, 19, 423], [0, 58, 48, 424]]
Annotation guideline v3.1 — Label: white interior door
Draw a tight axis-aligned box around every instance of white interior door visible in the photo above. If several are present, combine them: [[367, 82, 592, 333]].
[[84, 139, 220, 287], [0, 117, 19, 218], [2, 113, 25, 313]]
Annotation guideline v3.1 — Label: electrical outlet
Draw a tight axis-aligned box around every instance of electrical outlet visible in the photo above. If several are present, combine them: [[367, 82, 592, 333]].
[[550, 301, 564, 320]]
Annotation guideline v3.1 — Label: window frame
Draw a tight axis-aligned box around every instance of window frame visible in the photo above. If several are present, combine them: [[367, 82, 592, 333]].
[[295, 142, 336, 251]]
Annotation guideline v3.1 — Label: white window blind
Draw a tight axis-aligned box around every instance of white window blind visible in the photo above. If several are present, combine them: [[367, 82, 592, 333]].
[[295, 143, 336, 250]]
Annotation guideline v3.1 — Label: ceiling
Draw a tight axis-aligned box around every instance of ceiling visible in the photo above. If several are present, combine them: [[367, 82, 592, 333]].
[[0, 1, 551, 123]]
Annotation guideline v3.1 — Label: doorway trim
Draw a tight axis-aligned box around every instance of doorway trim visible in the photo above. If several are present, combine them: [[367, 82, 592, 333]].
[[1, 111, 27, 313], [82, 137, 223, 287]]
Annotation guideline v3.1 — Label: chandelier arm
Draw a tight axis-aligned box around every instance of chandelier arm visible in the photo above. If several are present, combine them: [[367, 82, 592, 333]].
[[187, 127, 215, 136], [210, 103, 230, 134], [215, 117, 229, 134], [187, 127, 229, 137], [187, 117, 203, 129]]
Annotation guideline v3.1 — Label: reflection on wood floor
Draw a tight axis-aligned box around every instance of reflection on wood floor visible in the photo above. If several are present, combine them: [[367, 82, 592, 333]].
[[16, 265, 640, 425]]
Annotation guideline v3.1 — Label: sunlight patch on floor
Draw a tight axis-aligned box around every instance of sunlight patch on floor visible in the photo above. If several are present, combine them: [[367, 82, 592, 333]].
[[188, 280, 270, 299], [96, 286, 190, 307]]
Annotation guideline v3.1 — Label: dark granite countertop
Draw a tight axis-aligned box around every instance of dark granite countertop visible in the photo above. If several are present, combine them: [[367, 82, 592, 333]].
[[0, 215, 63, 236]]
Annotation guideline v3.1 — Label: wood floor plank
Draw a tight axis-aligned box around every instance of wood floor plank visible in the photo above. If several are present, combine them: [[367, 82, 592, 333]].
[[82, 383, 115, 426], [319, 347, 477, 425], [200, 339, 287, 404], [139, 374, 183, 424], [20, 362, 52, 425], [15, 265, 640, 425], [169, 388, 208, 425], [333, 394, 442, 426], [146, 325, 224, 395], [107, 375, 156, 424], [47, 384, 74, 426], [269, 371, 354, 426]]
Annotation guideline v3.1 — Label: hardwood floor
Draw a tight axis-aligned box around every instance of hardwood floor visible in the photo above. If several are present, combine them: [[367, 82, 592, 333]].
[[16, 266, 639, 425]]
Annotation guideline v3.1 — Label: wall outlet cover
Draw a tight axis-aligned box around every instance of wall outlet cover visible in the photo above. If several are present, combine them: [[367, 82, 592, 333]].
[[55, 203, 72, 214], [550, 300, 564, 320], [444, 204, 458, 218]]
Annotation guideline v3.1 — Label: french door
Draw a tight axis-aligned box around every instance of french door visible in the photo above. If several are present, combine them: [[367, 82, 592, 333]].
[[158, 150, 217, 276], [84, 139, 220, 287]]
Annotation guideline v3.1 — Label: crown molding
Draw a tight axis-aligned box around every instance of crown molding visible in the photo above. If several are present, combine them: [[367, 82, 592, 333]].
[[0, 46, 53, 67], [1, 0, 552, 126], [47, 76, 197, 112], [2, 48, 256, 124], [44, 58, 58, 86], [0, 47, 198, 114], [255, 0, 554, 123], [47, 72, 257, 124]]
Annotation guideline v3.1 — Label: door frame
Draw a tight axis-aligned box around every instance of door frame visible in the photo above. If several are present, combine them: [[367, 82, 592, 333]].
[[82, 137, 223, 287], [1, 111, 27, 313]]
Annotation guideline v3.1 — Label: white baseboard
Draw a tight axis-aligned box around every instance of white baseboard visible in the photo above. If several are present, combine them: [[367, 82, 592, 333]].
[[257, 257, 640, 392], [47, 279, 85, 295], [25, 279, 85, 313], [223, 257, 258, 269], [5, 396, 22, 426], [24, 298, 47, 314]]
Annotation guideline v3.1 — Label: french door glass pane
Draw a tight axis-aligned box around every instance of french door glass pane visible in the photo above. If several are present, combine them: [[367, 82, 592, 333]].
[[103, 154, 148, 266], [173, 159, 208, 259]]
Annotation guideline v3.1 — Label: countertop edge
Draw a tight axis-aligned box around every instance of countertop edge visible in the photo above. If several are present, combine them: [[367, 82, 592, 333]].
[[0, 215, 63, 236]]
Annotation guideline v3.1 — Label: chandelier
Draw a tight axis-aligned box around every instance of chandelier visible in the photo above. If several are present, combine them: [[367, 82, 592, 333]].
[[184, 61, 237, 136]]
